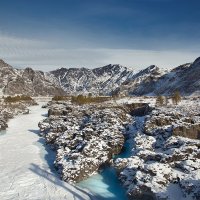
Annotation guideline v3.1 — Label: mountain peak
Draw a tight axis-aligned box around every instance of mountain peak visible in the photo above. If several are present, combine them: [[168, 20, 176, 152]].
[[92, 64, 129, 76], [147, 65, 159, 71], [193, 57, 200, 65], [0, 59, 12, 69], [0, 59, 6, 64]]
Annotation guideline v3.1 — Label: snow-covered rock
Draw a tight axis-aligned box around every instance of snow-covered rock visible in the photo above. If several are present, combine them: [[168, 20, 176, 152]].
[[38, 101, 132, 183], [0, 98, 36, 130], [114, 98, 200, 200]]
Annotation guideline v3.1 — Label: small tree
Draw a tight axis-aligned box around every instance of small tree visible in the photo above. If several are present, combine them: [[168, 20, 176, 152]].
[[156, 95, 165, 106], [76, 94, 85, 104], [164, 96, 169, 106], [172, 90, 181, 105], [88, 93, 92, 97]]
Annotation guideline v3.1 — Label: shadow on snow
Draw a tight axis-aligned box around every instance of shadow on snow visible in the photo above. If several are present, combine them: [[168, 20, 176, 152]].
[[28, 112, 129, 200], [29, 163, 96, 200]]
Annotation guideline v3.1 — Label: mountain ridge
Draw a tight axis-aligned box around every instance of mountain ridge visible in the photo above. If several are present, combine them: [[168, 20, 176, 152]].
[[50, 64, 136, 95], [118, 58, 199, 96], [0, 57, 199, 96]]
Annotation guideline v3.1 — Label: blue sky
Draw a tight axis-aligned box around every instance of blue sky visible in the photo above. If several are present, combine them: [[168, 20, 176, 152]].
[[0, 0, 200, 70]]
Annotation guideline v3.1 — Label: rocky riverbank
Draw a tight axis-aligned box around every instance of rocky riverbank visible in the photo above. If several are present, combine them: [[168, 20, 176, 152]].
[[114, 97, 200, 200], [38, 101, 133, 183], [0, 99, 37, 131], [38, 97, 200, 200]]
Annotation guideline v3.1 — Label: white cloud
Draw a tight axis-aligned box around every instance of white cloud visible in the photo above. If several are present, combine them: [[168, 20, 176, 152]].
[[0, 34, 199, 71]]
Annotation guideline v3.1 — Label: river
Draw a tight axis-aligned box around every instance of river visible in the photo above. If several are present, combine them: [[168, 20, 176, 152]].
[[0, 103, 90, 200], [0, 102, 132, 200], [77, 138, 133, 200]]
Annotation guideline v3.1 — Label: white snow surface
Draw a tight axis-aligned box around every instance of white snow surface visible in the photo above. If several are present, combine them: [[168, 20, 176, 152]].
[[0, 103, 91, 200]]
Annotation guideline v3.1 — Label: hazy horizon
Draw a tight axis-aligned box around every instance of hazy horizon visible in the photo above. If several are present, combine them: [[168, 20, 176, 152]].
[[3, 52, 199, 73]]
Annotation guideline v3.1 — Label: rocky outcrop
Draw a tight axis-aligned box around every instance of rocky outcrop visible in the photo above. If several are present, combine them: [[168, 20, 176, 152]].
[[144, 102, 200, 140], [115, 136, 200, 200], [123, 103, 151, 116], [38, 102, 132, 183], [0, 99, 36, 131], [173, 123, 200, 139], [114, 99, 200, 200], [37, 97, 200, 199], [48, 104, 72, 117], [0, 117, 8, 130]]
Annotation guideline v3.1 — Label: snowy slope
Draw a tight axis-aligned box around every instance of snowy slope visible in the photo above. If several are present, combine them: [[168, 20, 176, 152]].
[[153, 58, 200, 95], [50, 64, 136, 95], [121, 57, 200, 96], [118, 65, 167, 96], [0, 60, 65, 96]]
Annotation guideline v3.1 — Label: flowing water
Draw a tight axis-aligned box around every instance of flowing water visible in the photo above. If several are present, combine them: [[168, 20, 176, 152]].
[[78, 139, 133, 200]]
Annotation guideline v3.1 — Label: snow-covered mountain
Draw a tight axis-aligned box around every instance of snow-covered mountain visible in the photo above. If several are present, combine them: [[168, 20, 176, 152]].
[[154, 57, 200, 95], [0, 59, 65, 96], [49, 64, 136, 95], [0, 57, 200, 96], [50, 57, 200, 96], [119, 57, 200, 96], [117, 65, 167, 96]]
